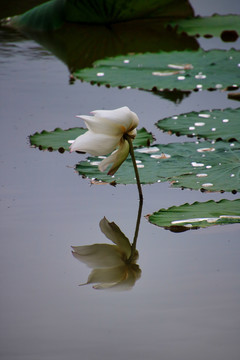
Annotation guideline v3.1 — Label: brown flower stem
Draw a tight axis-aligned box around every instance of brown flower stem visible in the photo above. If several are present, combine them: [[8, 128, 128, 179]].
[[125, 134, 143, 201]]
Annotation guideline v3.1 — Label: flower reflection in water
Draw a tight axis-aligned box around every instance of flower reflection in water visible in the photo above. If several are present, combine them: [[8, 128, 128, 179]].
[[72, 197, 143, 291]]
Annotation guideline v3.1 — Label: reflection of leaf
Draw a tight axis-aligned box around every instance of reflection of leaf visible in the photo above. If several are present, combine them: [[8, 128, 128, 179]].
[[5, 0, 194, 31], [147, 199, 240, 232], [29, 127, 154, 152], [74, 49, 240, 92], [228, 93, 240, 101], [169, 15, 240, 39], [7, 0, 66, 31], [10, 21, 198, 73], [157, 108, 240, 142], [75, 141, 240, 193], [72, 217, 141, 290], [64, 0, 194, 24], [0, 0, 47, 21], [151, 88, 191, 104]]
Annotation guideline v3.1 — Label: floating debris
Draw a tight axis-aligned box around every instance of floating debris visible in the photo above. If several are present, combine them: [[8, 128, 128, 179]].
[[136, 146, 159, 153], [197, 147, 215, 153], [191, 162, 205, 167]]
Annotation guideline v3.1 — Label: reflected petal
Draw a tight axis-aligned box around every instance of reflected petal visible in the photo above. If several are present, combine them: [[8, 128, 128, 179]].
[[84, 265, 126, 286], [99, 217, 132, 259], [89, 264, 142, 291], [72, 244, 124, 268]]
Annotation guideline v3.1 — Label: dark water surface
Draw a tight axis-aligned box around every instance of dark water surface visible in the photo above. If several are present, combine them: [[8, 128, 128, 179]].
[[0, 1, 240, 359]]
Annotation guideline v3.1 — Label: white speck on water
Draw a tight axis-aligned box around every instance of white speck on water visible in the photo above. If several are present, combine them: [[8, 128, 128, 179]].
[[195, 73, 206, 79], [136, 147, 159, 153], [171, 217, 218, 225], [189, 126, 195, 130], [231, 174, 235, 177], [222, 119, 229, 123], [172, 116, 178, 119], [211, 128, 216, 131], [178, 76, 185, 80], [230, 143, 235, 147], [136, 160, 142, 164], [123, 59, 130, 63], [215, 84, 223, 89], [90, 161, 101, 166], [191, 162, 204, 167], [220, 215, 240, 220], [197, 147, 215, 153], [196, 84, 203, 88], [202, 183, 213, 187], [196, 173, 208, 177], [151, 153, 171, 159], [206, 165, 212, 169], [168, 64, 193, 69], [198, 113, 210, 118], [194, 122, 205, 126], [97, 72, 104, 77], [137, 164, 144, 168]]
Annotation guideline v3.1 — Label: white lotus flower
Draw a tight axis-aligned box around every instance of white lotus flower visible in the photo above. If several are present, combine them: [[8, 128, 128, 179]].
[[68, 106, 139, 175]]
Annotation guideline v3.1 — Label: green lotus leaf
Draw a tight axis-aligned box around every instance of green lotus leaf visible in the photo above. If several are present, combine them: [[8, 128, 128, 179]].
[[64, 0, 194, 24], [147, 199, 240, 232], [157, 108, 240, 142], [169, 14, 240, 39], [29, 127, 154, 152], [4, 0, 194, 31], [74, 49, 240, 92], [75, 141, 240, 193]]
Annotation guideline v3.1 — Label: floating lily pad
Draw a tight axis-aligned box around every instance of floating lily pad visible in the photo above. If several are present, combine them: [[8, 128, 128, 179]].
[[157, 108, 240, 142], [74, 49, 240, 92], [30, 127, 86, 152], [147, 199, 240, 232], [169, 14, 240, 39], [75, 141, 240, 193], [29, 127, 154, 152]]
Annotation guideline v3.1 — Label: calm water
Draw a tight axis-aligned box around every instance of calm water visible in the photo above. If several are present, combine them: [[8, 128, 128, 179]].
[[0, 1, 240, 359]]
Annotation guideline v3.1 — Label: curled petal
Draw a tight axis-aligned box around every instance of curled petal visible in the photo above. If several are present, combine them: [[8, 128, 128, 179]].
[[91, 106, 139, 132], [77, 106, 139, 137], [69, 131, 121, 156], [76, 115, 123, 137], [98, 139, 129, 175]]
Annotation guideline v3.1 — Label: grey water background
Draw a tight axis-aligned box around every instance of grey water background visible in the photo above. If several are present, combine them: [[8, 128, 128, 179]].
[[0, 1, 240, 359]]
